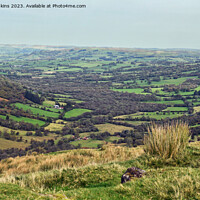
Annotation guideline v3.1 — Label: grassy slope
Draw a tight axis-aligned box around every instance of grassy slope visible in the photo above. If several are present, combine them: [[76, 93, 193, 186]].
[[0, 142, 199, 200]]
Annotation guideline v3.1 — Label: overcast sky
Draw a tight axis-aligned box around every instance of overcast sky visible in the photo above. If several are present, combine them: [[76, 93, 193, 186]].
[[1, 0, 200, 49]]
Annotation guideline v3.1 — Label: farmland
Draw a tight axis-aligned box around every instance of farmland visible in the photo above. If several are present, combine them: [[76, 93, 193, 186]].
[[0, 45, 200, 158]]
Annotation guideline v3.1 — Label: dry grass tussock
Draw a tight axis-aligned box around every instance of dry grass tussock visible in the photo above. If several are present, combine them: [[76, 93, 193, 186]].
[[144, 122, 190, 159], [0, 145, 144, 176], [143, 167, 200, 199]]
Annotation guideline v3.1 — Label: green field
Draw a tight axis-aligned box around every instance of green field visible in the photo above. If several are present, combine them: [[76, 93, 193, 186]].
[[0, 115, 45, 126], [61, 98, 84, 103], [194, 86, 200, 91], [179, 91, 194, 96], [147, 100, 184, 105], [14, 103, 60, 118], [64, 109, 92, 118], [0, 115, 6, 120], [164, 107, 188, 112], [42, 100, 55, 106]]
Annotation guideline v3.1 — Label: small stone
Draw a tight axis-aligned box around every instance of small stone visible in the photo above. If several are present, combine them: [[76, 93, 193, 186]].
[[121, 167, 146, 184]]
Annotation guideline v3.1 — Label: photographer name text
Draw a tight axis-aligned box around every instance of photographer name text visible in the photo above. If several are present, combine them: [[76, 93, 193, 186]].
[[0, 3, 86, 9]]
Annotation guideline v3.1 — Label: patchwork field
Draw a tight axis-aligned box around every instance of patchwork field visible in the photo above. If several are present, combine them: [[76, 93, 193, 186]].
[[1, 46, 200, 172]]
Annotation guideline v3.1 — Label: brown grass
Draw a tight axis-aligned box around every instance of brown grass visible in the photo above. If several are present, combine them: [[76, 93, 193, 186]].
[[0, 145, 144, 176], [0, 138, 29, 150], [144, 122, 190, 159]]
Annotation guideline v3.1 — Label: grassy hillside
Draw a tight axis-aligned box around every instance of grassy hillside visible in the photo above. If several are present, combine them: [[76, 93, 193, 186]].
[[0, 142, 199, 200]]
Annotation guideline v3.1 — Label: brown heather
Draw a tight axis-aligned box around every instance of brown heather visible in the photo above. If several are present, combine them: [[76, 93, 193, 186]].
[[0, 145, 144, 176], [144, 122, 190, 159]]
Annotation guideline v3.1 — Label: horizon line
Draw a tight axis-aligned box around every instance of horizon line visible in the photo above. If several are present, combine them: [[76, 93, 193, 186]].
[[1, 43, 200, 51]]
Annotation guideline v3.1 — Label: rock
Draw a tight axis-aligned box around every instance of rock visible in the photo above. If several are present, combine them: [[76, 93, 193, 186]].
[[121, 167, 146, 184]]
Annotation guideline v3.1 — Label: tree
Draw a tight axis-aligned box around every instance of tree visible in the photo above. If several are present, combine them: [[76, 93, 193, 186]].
[[24, 90, 42, 104]]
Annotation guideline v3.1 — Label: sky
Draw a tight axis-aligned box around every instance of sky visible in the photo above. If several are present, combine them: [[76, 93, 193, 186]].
[[1, 0, 200, 49]]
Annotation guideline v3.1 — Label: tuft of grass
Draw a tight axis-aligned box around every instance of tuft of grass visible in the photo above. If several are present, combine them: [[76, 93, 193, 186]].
[[142, 167, 200, 200], [144, 122, 190, 159]]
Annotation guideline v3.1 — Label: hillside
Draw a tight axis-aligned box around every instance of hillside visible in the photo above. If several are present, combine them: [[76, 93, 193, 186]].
[[0, 76, 24, 102], [0, 142, 199, 200], [0, 46, 200, 199]]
